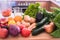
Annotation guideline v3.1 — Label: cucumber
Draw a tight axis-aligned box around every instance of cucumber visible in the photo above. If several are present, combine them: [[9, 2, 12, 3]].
[[36, 17, 49, 29], [32, 22, 50, 36], [32, 26, 44, 36]]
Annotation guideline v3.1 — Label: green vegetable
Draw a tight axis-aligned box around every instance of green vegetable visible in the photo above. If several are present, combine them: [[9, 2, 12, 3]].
[[36, 17, 49, 28], [51, 8, 60, 38], [42, 8, 54, 21], [32, 22, 49, 36], [24, 3, 40, 18], [54, 13, 60, 28], [51, 7, 60, 20], [32, 26, 44, 36], [32, 17, 49, 32], [42, 8, 60, 21], [51, 7, 60, 16], [32, 17, 50, 36], [51, 29, 60, 38]]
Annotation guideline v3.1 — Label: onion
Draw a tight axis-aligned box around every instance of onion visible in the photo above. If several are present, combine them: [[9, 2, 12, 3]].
[[28, 23, 36, 31], [24, 15, 30, 22], [29, 17, 36, 24], [21, 20, 30, 27]]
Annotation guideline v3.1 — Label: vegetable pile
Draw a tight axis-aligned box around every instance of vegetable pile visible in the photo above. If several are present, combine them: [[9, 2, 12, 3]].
[[0, 15, 36, 38], [0, 3, 60, 38], [24, 4, 60, 37]]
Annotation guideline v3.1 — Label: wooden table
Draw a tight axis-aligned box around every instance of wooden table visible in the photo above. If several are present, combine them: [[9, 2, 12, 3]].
[[0, 32, 60, 40]]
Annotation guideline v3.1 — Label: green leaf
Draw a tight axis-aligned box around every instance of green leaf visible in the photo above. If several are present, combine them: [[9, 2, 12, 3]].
[[54, 13, 60, 28], [24, 3, 40, 18], [51, 29, 60, 38]]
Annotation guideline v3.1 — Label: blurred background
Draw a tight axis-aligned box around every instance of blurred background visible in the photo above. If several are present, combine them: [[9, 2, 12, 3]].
[[0, 0, 60, 13]]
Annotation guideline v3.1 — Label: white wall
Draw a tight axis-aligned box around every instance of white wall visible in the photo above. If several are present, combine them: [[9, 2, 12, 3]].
[[0, 0, 16, 12]]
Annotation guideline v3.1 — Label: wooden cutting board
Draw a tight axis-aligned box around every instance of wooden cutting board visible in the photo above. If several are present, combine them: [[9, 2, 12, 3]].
[[0, 32, 60, 40]]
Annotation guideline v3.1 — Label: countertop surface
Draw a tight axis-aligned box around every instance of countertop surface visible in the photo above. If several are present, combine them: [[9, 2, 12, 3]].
[[0, 32, 60, 40]]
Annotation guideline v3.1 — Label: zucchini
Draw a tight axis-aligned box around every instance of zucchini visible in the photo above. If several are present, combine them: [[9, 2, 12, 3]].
[[32, 22, 49, 36], [32, 26, 44, 36], [36, 17, 49, 29]]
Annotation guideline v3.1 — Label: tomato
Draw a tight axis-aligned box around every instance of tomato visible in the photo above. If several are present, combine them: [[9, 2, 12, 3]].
[[0, 28, 8, 38], [21, 28, 31, 37]]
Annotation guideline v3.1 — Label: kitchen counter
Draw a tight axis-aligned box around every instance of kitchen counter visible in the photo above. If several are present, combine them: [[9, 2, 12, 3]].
[[0, 32, 60, 40]]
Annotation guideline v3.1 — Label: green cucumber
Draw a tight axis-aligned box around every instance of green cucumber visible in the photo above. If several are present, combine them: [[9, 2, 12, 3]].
[[32, 22, 49, 36], [36, 17, 49, 29], [32, 26, 44, 36]]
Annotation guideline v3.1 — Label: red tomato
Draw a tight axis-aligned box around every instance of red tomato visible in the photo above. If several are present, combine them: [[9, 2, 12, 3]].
[[21, 28, 31, 37], [0, 28, 8, 38]]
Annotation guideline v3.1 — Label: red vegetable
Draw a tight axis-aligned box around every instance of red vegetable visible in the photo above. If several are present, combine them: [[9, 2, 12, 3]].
[[9, 24, 20, 36], [0, 28, 8, 38], [21, 28, 31, 37]]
